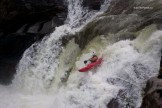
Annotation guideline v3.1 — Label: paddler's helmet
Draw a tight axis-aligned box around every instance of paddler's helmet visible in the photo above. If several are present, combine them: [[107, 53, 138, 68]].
[[92, 52, 97, 57]]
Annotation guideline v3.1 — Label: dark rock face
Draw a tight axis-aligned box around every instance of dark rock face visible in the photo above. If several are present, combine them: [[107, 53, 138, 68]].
[[141, 53, 162, 108], [82, 0, 104, 10], [0, 0, 67, 84], [141, 76, 162, 108], [106, 0, 134, 15], [107, 98, 120, 108], [0, 0, 67, 36], [161, 51, 162, 67]]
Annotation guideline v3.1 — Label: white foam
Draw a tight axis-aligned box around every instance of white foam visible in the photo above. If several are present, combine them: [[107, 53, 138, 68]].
[[0, 0, 161, 108]]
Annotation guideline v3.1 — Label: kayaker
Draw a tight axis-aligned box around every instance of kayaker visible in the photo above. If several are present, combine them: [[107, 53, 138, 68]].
[[84, 54, 98, 64]]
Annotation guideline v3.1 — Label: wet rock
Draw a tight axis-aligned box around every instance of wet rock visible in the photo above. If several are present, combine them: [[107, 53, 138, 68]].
[[141, 53, 162, 108], [82, 0, 104, 10], [0, 0, 67, 36], [161, 52, 162, 66], [106, 0, 162, 15], [0, 57, 18, 84], [106, 0, 134, 15], [0, 33, 44, 57], [39, 21, 53, 34], [27, 23, 40, 33], [107, 98, 120, 108], [141, 76, 162, 108], [0, 0, 67, 84], [107, 89, 135, 108], [0, 0, 67, 51], [157, 22, 162, 30]]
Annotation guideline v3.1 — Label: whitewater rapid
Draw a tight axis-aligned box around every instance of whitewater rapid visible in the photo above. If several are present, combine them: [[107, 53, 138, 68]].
[[0, 29, 161, 108], [0, 0, 162, 108]]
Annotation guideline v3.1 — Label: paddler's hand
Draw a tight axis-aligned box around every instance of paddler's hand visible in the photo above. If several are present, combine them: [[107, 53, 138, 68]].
[[84, 60, 91, 64], [84, 60, 88, 64]]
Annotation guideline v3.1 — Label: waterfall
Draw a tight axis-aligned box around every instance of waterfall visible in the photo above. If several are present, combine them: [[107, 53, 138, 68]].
[[0, 0, 162, 108], [12, 0, 111, 94]]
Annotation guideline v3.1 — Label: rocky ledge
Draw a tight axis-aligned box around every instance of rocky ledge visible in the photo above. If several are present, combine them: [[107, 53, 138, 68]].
[[0, 0, 67, 84]]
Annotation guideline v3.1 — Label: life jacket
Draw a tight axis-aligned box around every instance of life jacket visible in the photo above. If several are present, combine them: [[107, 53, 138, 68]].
[[89, 55, 98, 63]]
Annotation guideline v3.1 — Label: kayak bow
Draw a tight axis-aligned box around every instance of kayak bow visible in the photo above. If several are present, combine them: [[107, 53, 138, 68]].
[[78, 58, 103, 72]]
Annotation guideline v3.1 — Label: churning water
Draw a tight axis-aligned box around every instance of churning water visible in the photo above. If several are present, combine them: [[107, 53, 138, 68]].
[[0, 0, 162, 108]]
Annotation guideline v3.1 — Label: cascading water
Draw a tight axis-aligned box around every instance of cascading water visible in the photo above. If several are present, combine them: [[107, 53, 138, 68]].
[[63, 27, 162, 108], [0, 0, 162, 108], [0, 0, 115, 108], [11, 0, 111, 93]]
